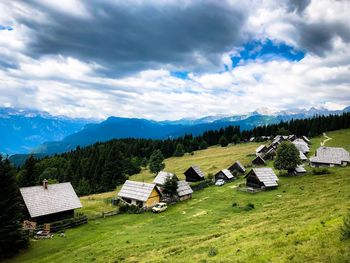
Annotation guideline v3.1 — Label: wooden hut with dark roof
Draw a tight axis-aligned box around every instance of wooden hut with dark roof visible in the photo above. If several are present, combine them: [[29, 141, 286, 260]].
[[228, 161, 246, 174], [214, 169, 235, 182], [245, 168, 279, 190], [184, 165, 205, 182], [252, 155, 266, 166], [20, 180, 82, 224]]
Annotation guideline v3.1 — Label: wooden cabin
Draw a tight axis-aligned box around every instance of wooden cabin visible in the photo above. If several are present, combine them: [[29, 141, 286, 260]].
[[252, 155, 266, 166], [293, 139, 310, 154], [294, 165, 307, 175], [177, 181, 193, 201], [20, 180, 82, 224], [184, 166, 205, 182], [245, 168, 279, 190], [153, 171, 177, 188], [310, 147, 350, 167], [255, 145, 267, 156], [215, 169, 235, 182], [301, 136, 310, 144], [118, 180, 161, 208], [228, 161, 246, 174], [299, 151, 308, 162]]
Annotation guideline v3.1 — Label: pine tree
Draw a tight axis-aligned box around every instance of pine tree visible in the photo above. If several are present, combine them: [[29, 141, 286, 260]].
[[163, 176, 178, 197], [173, 143, 185, 157], [0, 156, 28, 260], [219, 136, 228, 147]]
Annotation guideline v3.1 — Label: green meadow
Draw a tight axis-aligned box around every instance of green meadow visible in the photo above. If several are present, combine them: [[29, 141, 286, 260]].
[[10, 129, 350, 262]]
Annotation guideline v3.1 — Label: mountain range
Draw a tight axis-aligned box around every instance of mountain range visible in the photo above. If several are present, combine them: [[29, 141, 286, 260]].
[[2, 106, 349, 157]]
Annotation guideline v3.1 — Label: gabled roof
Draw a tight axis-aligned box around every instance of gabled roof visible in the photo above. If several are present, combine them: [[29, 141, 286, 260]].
[[302, 136, 310, 143], [177, 181, 193, 197], [299, 151, 308, 161], [249, 137, 255, 142], [294, 165, 306, 173], [256, 145, 267, 153], [310, 147, 350, 165], [118, 180, 159, 202], [20, 182, 82, 218], [293, 140, 310, 153], [252, 155, 266, 164], [185, 165, 205, 178], [216, 169, 234, 179], [248, 168, 279, 187], [153, 171, 175, 186], [230, 161, 245, 173]]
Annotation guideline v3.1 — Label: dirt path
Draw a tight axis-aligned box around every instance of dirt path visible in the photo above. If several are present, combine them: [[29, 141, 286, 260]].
[[320, 132, 332, 146]]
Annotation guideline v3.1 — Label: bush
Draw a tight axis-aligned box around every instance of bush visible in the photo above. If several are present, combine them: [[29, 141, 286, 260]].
[[208, 247, 218, 257], [232, 202, 237, 207], [246, 203, 255, 210], [119, 203, 143, 214], [312, 168, 331, 175], [341, 212, 350, 240]]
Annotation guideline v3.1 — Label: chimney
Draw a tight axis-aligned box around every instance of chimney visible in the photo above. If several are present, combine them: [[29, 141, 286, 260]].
[[43, 179, 48, 190]]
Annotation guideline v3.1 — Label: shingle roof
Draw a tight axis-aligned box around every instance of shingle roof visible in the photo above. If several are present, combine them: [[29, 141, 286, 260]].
[[295, 165, 306, 173], [153, 171, 175, 186], [310, 147, 350, 165], [256, 145, 266, 153], [293, 139, 310, 153], [191, 166, 205, 178], [302, 136, 310, 143], [118, 180, 158, 202], [20, 182, 82, 218], [251, 168, 279, 187], [299, 151, 308, 161], [234, 161, 246, 172], [177, 181, 193, 197], [220, 169, 234, 179]]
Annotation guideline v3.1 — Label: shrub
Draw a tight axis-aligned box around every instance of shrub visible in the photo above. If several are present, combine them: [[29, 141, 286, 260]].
[[312, 168, 331, 175], [246, 203, 255, 210], [207, 173, 214, 181], [341, 212, 350, 240], [232, 202, 237, 207], [208, 247, 218, 257]]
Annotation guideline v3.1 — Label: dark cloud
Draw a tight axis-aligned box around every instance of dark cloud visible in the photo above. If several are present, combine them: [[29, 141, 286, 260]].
[[296, 21, 350, 56], [286, 0, 311, 13], [18, 1, 247, 76]]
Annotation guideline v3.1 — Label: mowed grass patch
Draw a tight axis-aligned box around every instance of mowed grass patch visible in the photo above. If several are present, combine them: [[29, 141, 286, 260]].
[[10, 129, 350, 262]]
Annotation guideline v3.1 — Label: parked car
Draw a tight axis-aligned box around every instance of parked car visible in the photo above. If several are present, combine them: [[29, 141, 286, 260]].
[[215, 179, 225, 186], [152, 202, 168, 213]]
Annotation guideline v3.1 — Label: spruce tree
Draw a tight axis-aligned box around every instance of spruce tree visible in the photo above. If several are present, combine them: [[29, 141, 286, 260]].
[[0, 156, 28, 260], [173, 143, 185, 157]]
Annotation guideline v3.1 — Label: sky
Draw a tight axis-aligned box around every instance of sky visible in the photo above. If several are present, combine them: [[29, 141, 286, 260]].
[[0, 0, 349, 120]]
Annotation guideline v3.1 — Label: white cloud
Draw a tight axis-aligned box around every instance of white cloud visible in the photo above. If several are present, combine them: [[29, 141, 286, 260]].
[[0, 0, 349, 120]]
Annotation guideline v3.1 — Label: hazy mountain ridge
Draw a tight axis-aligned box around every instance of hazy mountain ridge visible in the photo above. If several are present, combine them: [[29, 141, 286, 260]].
[[2, 106, 349, 156]]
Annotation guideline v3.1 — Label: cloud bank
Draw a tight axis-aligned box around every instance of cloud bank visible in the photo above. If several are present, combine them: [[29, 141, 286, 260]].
[[0, 0, 349, 120]]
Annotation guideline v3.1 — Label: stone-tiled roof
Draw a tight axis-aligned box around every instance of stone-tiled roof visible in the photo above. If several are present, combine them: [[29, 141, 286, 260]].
[[20, 182, 82, 218]]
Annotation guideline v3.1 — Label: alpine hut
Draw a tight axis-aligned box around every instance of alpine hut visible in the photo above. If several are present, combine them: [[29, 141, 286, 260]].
[[177, 181, 193, 201], [153, 171, 177, 187], [310, 147, 350, 167], [118, 180, 161, 208], [184, 165, 205, 182], [256, 145, 267, 156], [228, 161, 246, 174], [245, 168, 279, 190], [252, 155, 266, 166], [294, 165, 307, 174], [299, 151, 308, 161], [293, 139, 310, 154], [19, 180, 82, 224], [214, 169, 235, 182]]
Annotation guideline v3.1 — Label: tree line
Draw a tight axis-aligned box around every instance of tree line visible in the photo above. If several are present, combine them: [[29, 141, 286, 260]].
[[15, 112, 350, 195]]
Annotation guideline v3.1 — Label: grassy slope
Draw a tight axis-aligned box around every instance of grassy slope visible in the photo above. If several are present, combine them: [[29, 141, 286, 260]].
[[11, 129, 350, 263]]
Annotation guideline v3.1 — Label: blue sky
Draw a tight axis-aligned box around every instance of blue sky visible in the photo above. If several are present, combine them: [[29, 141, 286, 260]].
[[0, 0, 349, 120]]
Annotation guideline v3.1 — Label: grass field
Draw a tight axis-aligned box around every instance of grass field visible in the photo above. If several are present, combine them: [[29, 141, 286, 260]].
[[10, 129, 350, 262]]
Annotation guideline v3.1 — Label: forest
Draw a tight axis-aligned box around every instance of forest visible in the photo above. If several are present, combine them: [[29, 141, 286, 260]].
[[15, 113, 350, 195]]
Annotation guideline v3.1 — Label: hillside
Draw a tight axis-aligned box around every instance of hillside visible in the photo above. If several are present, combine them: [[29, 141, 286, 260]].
[[11, 129, 350, 262]]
